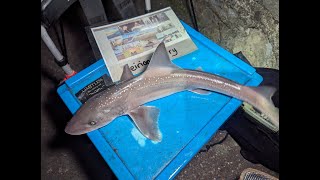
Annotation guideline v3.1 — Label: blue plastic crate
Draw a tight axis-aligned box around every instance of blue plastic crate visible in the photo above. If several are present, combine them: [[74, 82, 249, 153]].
[[57, 21, 263, 180]]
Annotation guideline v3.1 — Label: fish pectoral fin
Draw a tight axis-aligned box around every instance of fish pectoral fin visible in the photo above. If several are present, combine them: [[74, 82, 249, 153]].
[[120, 64, 134, 81], [128, 106, 162, 142], [190, 88, 212, 95]]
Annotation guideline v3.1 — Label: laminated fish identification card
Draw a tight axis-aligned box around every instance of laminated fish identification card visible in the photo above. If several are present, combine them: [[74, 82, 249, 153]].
[[75, 74, 113, 103], [91, 7, 198, 82]]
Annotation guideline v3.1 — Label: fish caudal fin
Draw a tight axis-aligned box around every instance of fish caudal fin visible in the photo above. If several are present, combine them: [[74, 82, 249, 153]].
[[251, 86, 277, 107], [251, 85, 279, 128], [128, 106, 162, 142]]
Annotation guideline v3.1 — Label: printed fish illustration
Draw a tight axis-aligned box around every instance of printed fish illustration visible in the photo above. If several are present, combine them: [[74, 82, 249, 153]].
[[65, 42, 279, 142]]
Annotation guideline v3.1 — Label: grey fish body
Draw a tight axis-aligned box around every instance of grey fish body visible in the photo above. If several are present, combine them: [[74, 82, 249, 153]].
[[65, 42, 279, 141]]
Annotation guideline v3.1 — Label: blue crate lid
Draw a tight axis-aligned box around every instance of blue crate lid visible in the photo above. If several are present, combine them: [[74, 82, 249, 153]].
[[57, 21, 263, 180]]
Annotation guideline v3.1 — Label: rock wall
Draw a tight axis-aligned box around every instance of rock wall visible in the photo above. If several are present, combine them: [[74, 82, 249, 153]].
[[137, 0, 279, 69], [193, 0, 279, 69]]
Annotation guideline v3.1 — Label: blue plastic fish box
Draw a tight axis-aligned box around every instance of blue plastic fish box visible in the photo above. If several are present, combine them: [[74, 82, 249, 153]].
[[57, 22, 263, 179]]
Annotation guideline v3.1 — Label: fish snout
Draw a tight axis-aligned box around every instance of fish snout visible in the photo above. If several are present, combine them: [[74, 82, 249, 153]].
[[64, 119, 88, 135]]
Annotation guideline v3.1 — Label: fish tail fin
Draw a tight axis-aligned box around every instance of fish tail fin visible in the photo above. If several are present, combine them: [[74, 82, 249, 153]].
[[250, 86, 279, 128], [251, 86, 277, 107]]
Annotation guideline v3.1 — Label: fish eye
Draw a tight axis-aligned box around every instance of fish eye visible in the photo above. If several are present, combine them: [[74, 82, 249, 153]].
[[88, 121, 97, 126]]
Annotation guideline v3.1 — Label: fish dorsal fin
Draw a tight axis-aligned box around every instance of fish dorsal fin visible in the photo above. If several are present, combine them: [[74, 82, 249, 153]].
[[143, 42, 180, 75], [128, 106, 162, 142], [120, 64, 134, 81]]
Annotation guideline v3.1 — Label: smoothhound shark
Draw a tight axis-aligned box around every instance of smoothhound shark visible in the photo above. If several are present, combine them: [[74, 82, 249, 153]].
[[65, 42, 279, 141]]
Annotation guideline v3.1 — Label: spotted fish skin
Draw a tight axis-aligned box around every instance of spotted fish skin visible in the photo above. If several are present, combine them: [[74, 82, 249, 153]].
[[65, 42, 279, 141]]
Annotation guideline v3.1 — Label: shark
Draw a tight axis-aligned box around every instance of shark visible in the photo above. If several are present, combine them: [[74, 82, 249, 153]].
[[65, 42, 279, 142]]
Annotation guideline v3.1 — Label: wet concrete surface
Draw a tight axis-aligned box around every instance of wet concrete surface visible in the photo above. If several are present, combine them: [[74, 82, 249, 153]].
[[41, 1, 278, 179]]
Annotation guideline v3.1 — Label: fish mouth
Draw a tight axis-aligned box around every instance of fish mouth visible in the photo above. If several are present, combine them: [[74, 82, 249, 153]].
[[65, 127, 85, 135], [65, 125, 86, 135]]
